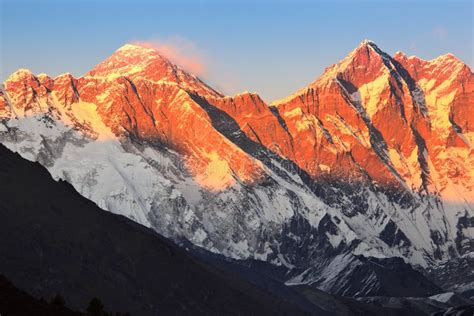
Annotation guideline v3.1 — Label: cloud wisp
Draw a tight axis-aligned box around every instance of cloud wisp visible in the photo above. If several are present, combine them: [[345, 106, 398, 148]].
[[131, 37, 207, 76]]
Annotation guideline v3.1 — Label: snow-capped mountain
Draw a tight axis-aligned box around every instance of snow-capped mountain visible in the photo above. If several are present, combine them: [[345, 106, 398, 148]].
[[1, 41, 472, 295]]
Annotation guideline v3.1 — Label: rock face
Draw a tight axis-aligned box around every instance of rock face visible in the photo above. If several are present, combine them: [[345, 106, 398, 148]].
[[1, 41, 472, 295]]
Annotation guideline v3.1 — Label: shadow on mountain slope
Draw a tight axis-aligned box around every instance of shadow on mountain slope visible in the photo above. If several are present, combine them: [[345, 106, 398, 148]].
[[0, 144, 309, 316]]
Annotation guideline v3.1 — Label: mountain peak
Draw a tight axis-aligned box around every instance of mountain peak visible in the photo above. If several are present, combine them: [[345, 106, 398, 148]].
[[432, 52, 463, 65], [394, 50, 408, 58], [358, 39, 377, 47], [87, 43, 169, 79], [307, 39, 388, 89], [87, 44, 221, 97], [54, 72, 75, 80], [113, 43, 164, 59], [5, 68, 35, 83], [352, 39, 384, 57], [116, 43, 156, 53], [351, 39, 383, 57], [271, 40, 389, 104]]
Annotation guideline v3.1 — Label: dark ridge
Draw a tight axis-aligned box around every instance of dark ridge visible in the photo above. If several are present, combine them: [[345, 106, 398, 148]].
[[269, 105, 293, 139], [0, 274, 81, 316], [0, 144, 306, 316], [410, 123, 432, 193]]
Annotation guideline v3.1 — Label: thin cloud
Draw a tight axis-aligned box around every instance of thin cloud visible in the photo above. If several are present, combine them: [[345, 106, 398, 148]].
[[131, 37, 207, 76]]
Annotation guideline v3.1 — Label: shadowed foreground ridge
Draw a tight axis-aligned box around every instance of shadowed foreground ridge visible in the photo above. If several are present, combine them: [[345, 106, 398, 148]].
[[0, 144, 307, 315], [0, 274, 81, 316]]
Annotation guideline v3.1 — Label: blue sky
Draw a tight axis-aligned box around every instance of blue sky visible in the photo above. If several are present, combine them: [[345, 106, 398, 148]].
[[1, 0, 472, 102]]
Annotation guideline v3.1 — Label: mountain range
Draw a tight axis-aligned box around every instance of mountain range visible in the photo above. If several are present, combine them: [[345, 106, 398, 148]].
[[0, 40, 472, 312]]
